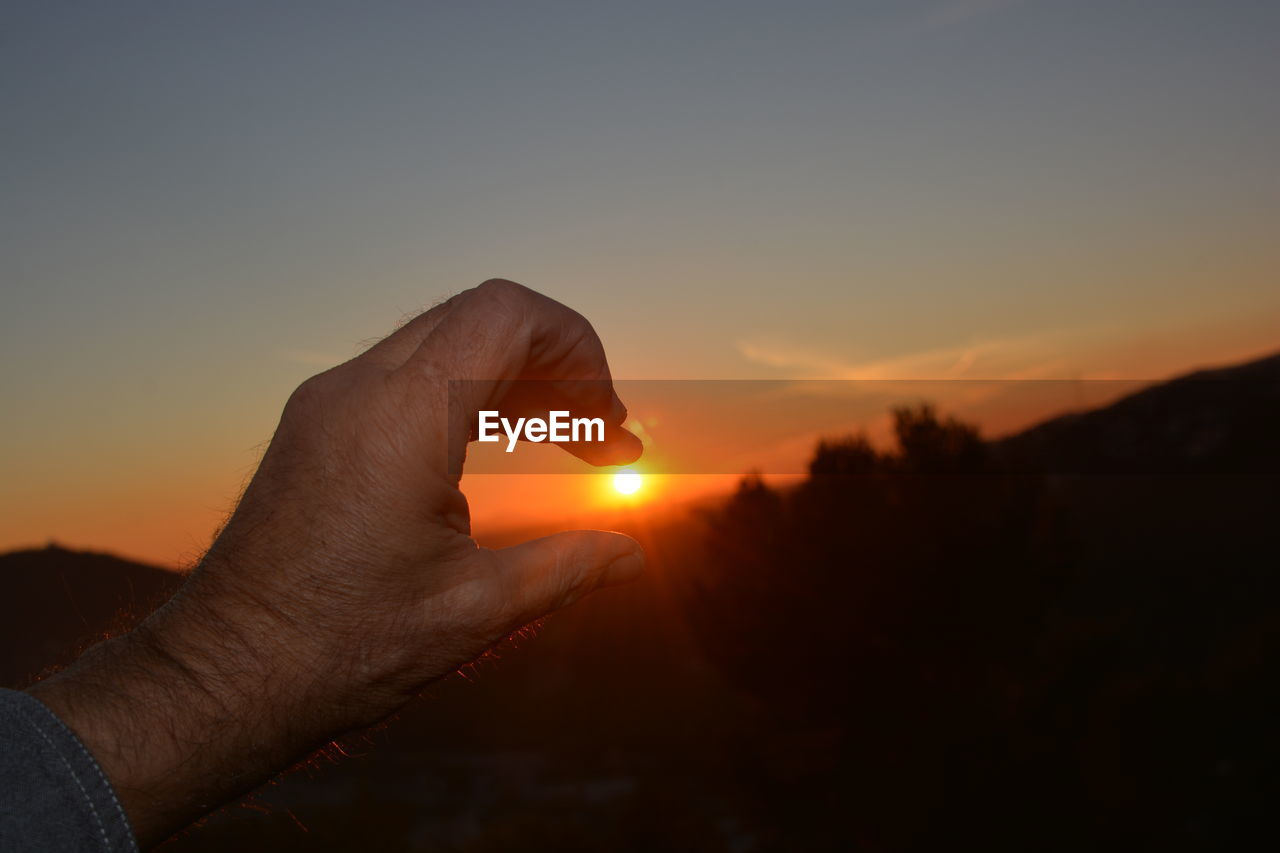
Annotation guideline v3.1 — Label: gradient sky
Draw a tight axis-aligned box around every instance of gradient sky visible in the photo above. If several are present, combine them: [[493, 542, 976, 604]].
[[3, 0, 1279, 564]]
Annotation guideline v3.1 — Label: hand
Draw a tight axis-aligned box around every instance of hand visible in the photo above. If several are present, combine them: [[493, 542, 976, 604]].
[[29, 279, 644, 847]]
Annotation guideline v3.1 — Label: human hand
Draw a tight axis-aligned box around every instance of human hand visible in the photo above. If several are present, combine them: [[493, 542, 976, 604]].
[[29, 279, 644, 846]]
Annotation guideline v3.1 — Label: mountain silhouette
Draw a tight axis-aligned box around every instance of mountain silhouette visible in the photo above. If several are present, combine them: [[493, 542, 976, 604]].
[[995, 350, 1280, 474], [0, 545, 179, 688]]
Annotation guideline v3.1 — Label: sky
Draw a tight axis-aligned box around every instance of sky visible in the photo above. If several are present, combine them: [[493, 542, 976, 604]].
[[2, 0, 1278, 565]]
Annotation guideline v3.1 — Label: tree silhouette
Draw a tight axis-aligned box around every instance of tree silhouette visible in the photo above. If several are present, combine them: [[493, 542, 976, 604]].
[[678, 401, 1280, 849]]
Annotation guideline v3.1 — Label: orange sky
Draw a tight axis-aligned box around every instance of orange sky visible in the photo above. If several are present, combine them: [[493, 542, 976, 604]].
[[5, 320, 1278, 569], [3, 2, 1279, 567]]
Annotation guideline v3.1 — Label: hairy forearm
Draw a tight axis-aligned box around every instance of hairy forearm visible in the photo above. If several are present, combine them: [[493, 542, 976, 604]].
[[27, 583, 334, 848]]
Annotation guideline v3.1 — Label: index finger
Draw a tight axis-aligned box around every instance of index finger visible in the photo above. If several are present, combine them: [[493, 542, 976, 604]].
[[394, 279, 642, 476]]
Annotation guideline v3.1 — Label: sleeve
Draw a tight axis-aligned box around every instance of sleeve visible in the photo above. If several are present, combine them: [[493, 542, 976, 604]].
[[0, 688, 138, 852]]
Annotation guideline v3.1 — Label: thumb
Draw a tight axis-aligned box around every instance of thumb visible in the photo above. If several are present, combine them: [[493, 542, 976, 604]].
[[489, 530, 645, 626]]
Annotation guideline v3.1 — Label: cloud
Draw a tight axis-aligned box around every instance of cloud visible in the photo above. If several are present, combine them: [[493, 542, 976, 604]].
[[736, 341, 862, 378], [736, 331, 1082, 381]]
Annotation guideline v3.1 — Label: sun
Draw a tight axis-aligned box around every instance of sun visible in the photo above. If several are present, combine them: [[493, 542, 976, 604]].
[[612, 468, 643, 495]]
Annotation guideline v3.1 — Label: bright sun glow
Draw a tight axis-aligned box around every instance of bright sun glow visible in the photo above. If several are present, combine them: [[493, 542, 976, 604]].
[[613, 468, 642, 495]]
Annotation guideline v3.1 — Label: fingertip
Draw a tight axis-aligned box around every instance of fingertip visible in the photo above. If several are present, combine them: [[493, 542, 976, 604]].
[[562, 425, 643, 467], [575, 528, 642, 563], [601, 547, 646, 586], [566, 528, 644, 580], [610, 427, 644, 466], [574, 528, 644, 586]]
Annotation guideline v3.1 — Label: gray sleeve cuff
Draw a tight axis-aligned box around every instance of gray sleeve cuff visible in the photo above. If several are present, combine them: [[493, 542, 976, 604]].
[[0, 688, 138, 852]]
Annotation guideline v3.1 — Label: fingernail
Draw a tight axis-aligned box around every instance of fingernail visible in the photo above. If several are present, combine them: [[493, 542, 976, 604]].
[[602, 549, 646, 585]]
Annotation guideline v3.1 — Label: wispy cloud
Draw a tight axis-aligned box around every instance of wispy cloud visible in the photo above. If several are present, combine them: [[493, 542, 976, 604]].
[[737, 331, 1083, 381]]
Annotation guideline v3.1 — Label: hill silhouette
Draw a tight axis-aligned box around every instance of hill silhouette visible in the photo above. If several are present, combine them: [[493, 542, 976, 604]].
[[2, 350, 1278, 851], [0, 545, 179, 688], [995, 350, 1280, 474]]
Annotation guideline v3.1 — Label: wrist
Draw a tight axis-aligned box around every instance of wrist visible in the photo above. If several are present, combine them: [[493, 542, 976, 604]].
[[27, 575, 342, 846], [138, 569, 347, 745], [26, 628, 234, 846]]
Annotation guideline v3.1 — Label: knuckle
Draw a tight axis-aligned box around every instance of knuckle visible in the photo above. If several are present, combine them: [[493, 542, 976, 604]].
[[466, 280, 530, 339], [472, 279, 536, 318], [547, 557, 594, 612], [448, 557, 522, 633], [284, 373, 330, 415], [475, 278, 526, 299], [456, 579, 509, 628]]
